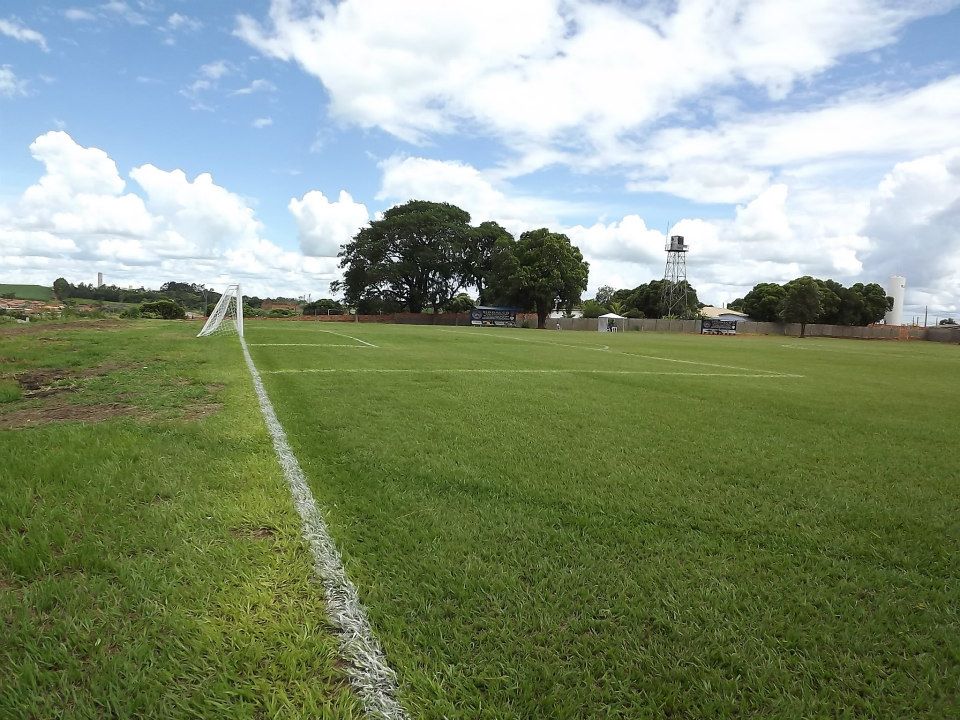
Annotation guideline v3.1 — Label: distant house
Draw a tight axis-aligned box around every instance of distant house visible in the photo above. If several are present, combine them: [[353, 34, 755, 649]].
[[700, 306, 752, 322]]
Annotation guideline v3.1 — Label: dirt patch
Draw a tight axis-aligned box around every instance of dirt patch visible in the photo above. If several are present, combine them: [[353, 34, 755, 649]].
[[12, 363, 132, 398], [14, 368, 77, 397], [0, 403, 142, 430], [183, 402, 223, 420], [231, 526, 278, 540]]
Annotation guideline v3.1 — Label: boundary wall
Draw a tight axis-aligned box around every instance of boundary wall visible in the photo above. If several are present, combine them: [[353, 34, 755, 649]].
[[284, 312, 956, 342], [554, 317, 937, 341], [296, 311, 540, 326]]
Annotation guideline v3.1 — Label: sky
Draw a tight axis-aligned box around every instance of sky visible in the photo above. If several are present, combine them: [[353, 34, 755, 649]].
[[1, 0, 959, 319]]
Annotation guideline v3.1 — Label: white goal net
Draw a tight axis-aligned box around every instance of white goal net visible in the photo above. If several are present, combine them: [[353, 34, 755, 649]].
[[197, 284, 244, 337]]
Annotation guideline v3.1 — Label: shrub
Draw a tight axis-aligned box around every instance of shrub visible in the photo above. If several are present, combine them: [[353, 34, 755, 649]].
[[625, 309, 645, 319], [581, 300, 608, 318], [139, 299, 185, 320]]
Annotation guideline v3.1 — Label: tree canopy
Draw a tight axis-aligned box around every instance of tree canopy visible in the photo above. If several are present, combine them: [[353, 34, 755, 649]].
[[779, 276, 821, 337], [734, 278, 892, 326], [487, 228, 589, 328], [335, 200, 474, 313], [467, 221, 512, 306], [740, 283, 786, 322]]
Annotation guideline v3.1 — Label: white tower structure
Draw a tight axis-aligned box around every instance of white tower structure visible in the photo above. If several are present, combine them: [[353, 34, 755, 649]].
[[885, 275, 905, 326], [661, 235, 694, 318]]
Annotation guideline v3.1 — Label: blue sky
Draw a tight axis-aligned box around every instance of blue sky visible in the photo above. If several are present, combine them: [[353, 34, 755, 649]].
[[2, 1, 960, 317]]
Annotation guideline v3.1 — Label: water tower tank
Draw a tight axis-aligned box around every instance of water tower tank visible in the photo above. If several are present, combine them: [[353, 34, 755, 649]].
[[667, 235, 686, 252], [885, 275, 905, 326]]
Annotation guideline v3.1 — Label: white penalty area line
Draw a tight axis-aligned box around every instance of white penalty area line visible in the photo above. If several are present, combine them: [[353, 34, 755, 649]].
[[250, 343, 375, 348], [617, 351, 790, 377], [265, 367, 803, 378], [318, 328, 379, 347], [239, 336, 408, 720]]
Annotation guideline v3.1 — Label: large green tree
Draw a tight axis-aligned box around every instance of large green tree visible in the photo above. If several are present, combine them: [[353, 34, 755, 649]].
[[466, 221, 513, 305], [334, 200, 473, 313], [488, 228, 589, 328], [741, 282, 786, 322], [594, 285, 615, 308], [52, 277, 69, 300], [779, 276, 821, 337]]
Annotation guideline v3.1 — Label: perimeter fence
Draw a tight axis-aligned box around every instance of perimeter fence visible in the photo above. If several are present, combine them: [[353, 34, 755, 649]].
[[289, 311, 956, 342]]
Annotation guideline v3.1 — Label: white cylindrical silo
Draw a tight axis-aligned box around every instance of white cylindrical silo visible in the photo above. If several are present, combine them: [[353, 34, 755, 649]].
[[885, 275, 905, 325]]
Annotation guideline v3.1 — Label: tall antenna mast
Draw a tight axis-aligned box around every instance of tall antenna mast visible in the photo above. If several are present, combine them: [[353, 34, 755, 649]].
[[661, 234, 693, 318]]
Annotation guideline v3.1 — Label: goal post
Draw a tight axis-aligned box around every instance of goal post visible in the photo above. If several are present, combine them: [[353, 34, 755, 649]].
[[197, 284, 244, 338]]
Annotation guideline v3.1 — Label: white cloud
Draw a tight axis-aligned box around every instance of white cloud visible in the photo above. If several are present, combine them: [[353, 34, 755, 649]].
[[182, 61, 232, 104], [630, 76, 960, 202], [64, 8, 96, 22], [100, 1, 147, 26], [290, 190, 369, 257], [0, 17, 49, 52], [0, 132, 341, 298], [232, 79, 276, 96], [0, 65, 28, 98], [860, 148, 960, 310], [377, 155, 586, 235], [252, 116, 273, 129], [161, 12, 202, 44], [167, 13, 202, 32], [200, 60, 230, 80], [236, 0, 943, 149]]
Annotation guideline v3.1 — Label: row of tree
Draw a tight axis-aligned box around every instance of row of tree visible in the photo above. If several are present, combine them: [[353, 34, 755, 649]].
[[583, 280, 702, 319], [51, 278, 306, 314], [334, 200, 589, 328], [729, 279, 893, 328]]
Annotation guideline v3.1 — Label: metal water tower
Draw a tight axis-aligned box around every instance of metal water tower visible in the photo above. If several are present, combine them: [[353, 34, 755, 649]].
[[661, 235, 693, 318]]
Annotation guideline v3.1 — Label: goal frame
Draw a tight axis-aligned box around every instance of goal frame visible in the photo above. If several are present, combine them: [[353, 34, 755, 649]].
[[197, 284, 244, 338]]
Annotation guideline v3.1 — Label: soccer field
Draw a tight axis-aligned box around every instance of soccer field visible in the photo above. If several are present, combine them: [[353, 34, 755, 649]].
[[242, 321, 959, 717]]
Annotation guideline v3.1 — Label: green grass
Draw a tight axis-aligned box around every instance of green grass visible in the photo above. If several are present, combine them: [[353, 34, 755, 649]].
[[0, 283, 54, 301], [0, 321, 362, 718], [0, 379, 20, 403], [245, 322, 960, 718]]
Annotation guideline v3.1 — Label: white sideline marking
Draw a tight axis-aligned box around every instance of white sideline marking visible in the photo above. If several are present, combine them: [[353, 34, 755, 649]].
[[265, 367, 803, 378], [239, 336, 408, 720], [617, 351, 788, 376], [251, 343, 374, 348], [319, 328, 379, 347]]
